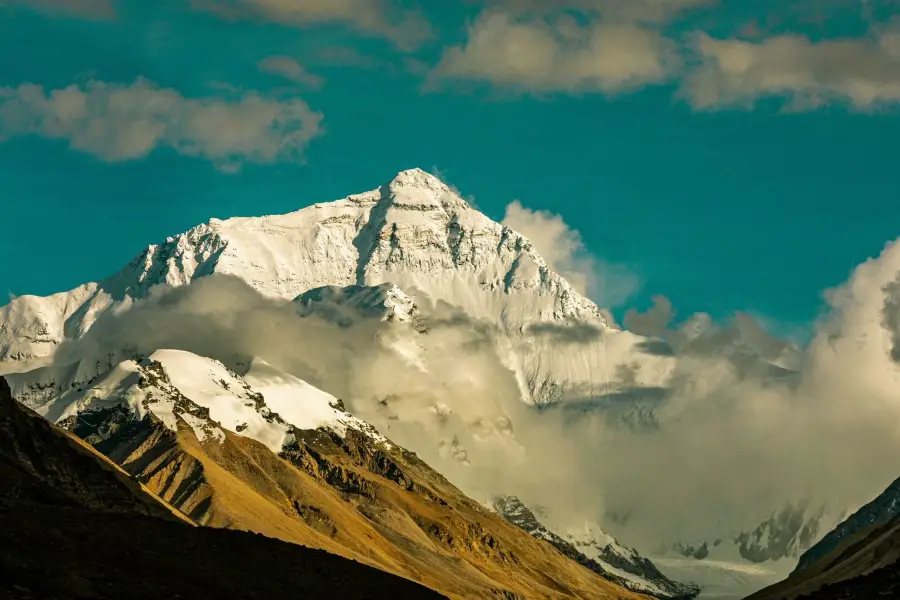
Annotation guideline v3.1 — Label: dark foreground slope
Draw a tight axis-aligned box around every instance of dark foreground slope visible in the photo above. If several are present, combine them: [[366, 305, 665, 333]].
[[745, 510, 900, 600], [0, 377, 444, 600]]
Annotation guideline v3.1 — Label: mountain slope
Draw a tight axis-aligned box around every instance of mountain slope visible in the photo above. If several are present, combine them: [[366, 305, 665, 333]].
[[492, 496, 699, 599], [0, 375, 446, 600], [0, 376, 186, 521], [793, 475, 900, 573], [745, 475, 900, 600], [7, 353, 651, 599], [744, 515, 900, 600]]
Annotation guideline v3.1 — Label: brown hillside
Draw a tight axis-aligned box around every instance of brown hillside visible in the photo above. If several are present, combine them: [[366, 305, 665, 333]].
[[0, 376, 445, 600], [62, 379, 648, 600]]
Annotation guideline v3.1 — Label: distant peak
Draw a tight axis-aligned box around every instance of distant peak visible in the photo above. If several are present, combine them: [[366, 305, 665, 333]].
[[388, 168, 451, 194]]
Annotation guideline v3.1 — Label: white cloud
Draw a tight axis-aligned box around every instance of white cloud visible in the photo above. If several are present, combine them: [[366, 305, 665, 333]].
[[431, 11, 680, 94], [502, 200, 638, 306], [192, 0, 432, 50], [430, 165, 478, 207], [683, 21, 900, 110], [257, 56, 324, 88], [0, 78, 324, 167]]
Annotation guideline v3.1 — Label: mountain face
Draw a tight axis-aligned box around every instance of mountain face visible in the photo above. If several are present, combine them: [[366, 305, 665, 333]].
[[745, 498, 900, 600], [0, 376, 183, 521], [666, 502, 826, 565], [0, 168, 672, 407], [4, 351, 651, 599], [491, 496, 699, 599], [0, 376, 445, 600], [793, 476, 900, 573]]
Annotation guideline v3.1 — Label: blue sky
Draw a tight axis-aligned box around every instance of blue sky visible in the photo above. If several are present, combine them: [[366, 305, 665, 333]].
[[1, 0, 899, 340]]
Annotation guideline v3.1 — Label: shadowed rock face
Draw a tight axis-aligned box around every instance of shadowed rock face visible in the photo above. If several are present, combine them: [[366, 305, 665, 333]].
[[0, 377, 175, 518], [492, 496, 699, 600], [794, 476, 900, 574], [0, 376, 446, 600], [746, 502, 900, 600]]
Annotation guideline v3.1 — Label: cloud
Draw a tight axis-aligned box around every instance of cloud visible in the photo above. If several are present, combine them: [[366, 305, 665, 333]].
[[526, 321, 604, 345], [52, 275, 571, 518], [624, 295, 796, 368], [40, 233, 900, 558], [473, 0, 714, 23], [502, 200, 638, 306], [623, 295, 675, 338], [682, 21, 900, 111], [257, 56, 325, 88], [314, 46, 388, 71], [0, 78, 323, 167], [430, 165, 478, 207], [431, 11, 681, 94], [191, 0, 433, 50], [1, 0, 115, 19], [882, 277, 900, 362]]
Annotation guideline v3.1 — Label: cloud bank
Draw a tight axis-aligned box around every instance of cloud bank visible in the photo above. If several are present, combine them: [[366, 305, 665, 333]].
[[429, 2, 900, 112], [47, 229, 900, 555], [502, 200, 638, 307], [683, 22, 900, 111], [0, 78, 323, 166]]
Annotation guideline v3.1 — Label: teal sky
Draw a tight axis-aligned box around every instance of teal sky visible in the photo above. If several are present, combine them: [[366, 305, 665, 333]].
[[1, 0, 899, 340]]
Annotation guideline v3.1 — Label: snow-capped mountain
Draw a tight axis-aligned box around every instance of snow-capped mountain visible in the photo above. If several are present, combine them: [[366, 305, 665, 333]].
[[0, 168, 821, 597], [16, 348, 387, 456], [0, 168, 673, 406], [491, 495, 699, 599], [2, 352, 654, 599]]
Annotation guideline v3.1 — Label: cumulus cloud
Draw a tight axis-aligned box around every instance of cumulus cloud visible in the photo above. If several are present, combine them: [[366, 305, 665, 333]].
[[192, 0, 433, 50], [431, 11, 680, 94], [0, 78, 323, 167], [53, 275, 579, 517], [502, 200, 638, 306], [1, 0, 115, 19], [561, 272, 900, 548], [257, 56, 324, 88], [624, 295, 797, 370], [682, 21, 900, 111], [624, 295, 675, 338]]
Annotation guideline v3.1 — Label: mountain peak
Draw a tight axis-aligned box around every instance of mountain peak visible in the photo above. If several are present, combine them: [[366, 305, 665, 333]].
[[388, 168, 453, 196]]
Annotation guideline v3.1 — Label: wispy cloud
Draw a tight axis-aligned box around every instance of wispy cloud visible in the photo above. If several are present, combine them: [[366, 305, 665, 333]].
[[474, 0, 713, 23], [682, 20, 900, 111], [191, 0, 433, 50], [315, 46, 388, 71], [257, 56, 324, 88], [502, 200, 638, 306], [0, 78, 324, 168]]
